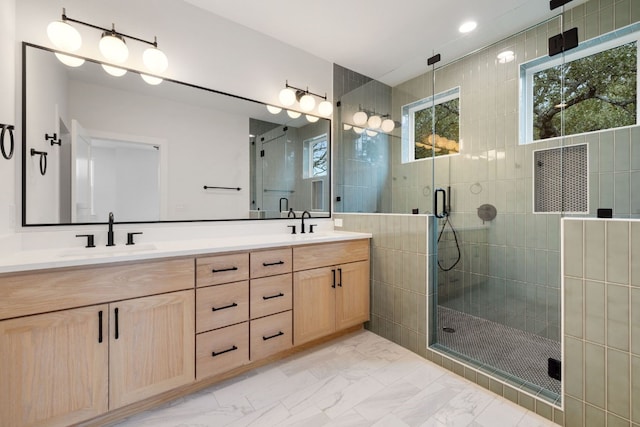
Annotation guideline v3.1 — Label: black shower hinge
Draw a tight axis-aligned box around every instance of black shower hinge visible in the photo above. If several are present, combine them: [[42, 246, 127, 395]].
[[548, 27, 579, 56], [260, 150, 265, 157], [548, 358, 561, 381], [550, 0, 573, 11], [427, 54, 441, 66]]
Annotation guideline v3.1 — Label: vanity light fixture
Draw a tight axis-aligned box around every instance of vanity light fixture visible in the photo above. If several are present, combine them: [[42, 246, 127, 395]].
[[353, 111, 368, 126], [47, 8, 168, 84], [381, 118, 395, 133], [278, 81, 332, 117], [353, 126, 365, 134], [266, 105, 283, 114], [367, 115, 382, 129], [305, 115, 320, 123], [287, 110, 302, 119], [365, 129, 378, 137], [351, 107, 395, 134]]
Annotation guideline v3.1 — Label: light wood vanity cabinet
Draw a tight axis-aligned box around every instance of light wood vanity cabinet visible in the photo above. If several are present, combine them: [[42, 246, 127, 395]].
[[0, 259, 194, 427], [0, 237, 369, 426], [293, 240, 370, 345]]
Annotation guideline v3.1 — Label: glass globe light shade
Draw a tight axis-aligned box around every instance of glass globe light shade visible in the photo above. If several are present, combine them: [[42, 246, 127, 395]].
[[306, 115, 319, 123], [381, 119, 395, 133], [353, 127, 365, 134], [141, 74, 163, 85], [343, 124, 353, 131], [366, 129, 378, 137], [367, 115, 382, 129], [54, 53, 85, 67], [279, 88, 296, 106], [286, 110, 301, 119], [143, 47, 168, 73], [99, 33, 129, 63], [101, 64, 127, 77], [266, 105, 282, 114], [47, 20, 82, 51], [353, 111, 368, 126], [299, 94, 315, 112], [318, 100, 333, 116]]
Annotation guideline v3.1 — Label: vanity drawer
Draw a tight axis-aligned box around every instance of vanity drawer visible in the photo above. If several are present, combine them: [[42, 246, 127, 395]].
[[196, 281, 249, 333], [293, 240, 369, 271], [196, 253, 249, 287], [250, 274, 292, 319], [196, 322, 249, 380], [250, 248, 292, 278], [250, 311, 292, 361]]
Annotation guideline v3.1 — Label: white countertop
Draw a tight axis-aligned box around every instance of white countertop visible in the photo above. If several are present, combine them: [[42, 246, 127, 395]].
[[0, 230, 372, 274]]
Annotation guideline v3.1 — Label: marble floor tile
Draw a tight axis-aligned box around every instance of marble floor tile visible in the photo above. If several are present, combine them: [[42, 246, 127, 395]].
[[113, 330, 557, 427]]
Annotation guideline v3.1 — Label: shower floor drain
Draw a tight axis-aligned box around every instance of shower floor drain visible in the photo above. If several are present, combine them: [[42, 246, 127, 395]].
[[443, 327, 456, 333]]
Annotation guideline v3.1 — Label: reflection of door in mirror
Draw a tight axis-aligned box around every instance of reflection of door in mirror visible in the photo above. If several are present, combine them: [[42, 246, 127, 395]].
[[71, 120, 161, 222], [257, 127, 297, 218]]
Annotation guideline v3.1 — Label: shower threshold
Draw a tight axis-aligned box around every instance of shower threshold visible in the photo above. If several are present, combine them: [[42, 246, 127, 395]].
[[433, 306, 561, 405]]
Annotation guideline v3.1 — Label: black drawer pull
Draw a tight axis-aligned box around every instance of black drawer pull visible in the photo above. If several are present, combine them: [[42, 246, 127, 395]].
[[331, 269, 336, 288], [263, 292, 284, 300], [263, 260, 285, 267], [263, 331, 284, 341], [211, 345, 238, 357], [114, 307, 119, 340], [212, 266, 238, 273], [98, 310, 103, 343], [212, 302, 238, 312], [337, 268, 343, 287]]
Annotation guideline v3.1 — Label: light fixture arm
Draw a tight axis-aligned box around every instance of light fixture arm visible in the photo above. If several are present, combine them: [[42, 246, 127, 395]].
[[284, 80, 327, 101], [60, 8, 158, 48]]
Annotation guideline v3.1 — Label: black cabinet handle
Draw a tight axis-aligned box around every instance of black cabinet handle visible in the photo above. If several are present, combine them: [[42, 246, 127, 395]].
[[98, 310, 103, 343], [338, 268, 343, 287], [212, 302, 238, 312], [263, 292, 284, 300], [114, 307, 119, 340], [212, 266, 238, 273], [263, 331, 284, 341], [263, 260, 284, 267], [212, 345, 238, 357], [331, 269, 336, 288]]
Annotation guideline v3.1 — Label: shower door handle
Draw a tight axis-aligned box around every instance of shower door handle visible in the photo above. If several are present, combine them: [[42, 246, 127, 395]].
[[434, 188, 447, 218]]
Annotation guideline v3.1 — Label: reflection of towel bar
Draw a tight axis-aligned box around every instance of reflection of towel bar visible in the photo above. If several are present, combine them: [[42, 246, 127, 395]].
[[204, 186, 241, 191], [264, 189, 294, 193], [0, 123, 15, 160]]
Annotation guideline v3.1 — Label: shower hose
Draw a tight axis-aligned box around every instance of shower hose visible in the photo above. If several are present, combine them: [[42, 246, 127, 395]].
[[437, 213, 461, 272]]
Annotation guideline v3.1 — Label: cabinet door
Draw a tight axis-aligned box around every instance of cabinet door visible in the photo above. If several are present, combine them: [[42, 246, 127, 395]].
[[335, 261, 370, 331], [109, 290, 195, 409], [293, 267, 335, 345], [0, 305, 109, 427]]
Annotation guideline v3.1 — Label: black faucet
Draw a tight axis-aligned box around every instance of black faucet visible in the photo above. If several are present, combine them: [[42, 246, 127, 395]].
[[287, 208, 297, 218], [300, 210, 311, 234], [107, 212, 115, 246]]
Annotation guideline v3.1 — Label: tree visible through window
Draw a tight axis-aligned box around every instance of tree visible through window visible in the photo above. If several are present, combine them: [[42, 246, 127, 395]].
[[402, 87, 460, 163], [531, 41, 637, 141], [311, 139, 327, 177]]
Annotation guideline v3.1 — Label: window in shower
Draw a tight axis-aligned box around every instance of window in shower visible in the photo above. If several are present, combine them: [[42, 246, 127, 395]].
[[303, 134, 328, 178], [401, 87, 460, 163], [520, 24, 639, 144]]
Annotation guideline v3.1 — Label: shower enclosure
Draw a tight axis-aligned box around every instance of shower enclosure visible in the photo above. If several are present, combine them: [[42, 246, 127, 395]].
[[336, 0, 639, 408]]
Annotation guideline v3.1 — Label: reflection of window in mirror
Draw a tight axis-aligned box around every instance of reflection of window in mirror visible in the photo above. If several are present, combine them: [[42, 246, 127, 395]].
[[303, 134, 328, 178]]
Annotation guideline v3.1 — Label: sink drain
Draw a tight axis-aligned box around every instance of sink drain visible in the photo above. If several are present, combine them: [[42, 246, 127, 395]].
[[443, 327, 456, 333]]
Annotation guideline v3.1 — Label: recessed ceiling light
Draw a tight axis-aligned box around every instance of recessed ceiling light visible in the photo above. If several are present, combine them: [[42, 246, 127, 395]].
[[459, 21, 477, 33], [497, 50, 515, 63]]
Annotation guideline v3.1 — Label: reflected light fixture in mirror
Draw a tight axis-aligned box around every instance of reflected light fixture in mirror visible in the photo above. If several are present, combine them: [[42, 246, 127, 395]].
[[306, 114, 319, 123], [353, 126, 365, 134], [141, 74, 163, 85], [497, 50, 515, 63], [54, 53, 85, 67], [278, 81, 332, 117], [353, 111, 368, 126], [287, 110, 301, 118], [266, 105, 283, 114], [102, 64, 127, 77], [381, 118, 395, 132], [47, 8, 168, 84], [367, 115, 382, 129], [365, 129, 378, 137]]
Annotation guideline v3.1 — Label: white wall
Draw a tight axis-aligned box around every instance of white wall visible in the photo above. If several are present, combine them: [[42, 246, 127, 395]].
[[3, 0, 333, 239], [0, 0, 16, 236]]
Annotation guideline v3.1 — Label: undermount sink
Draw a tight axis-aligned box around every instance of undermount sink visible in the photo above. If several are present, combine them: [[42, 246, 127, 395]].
[[58, 243, 157, 258]]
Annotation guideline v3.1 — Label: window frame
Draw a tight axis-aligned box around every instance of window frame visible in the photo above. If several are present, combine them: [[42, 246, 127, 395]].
[[519, 23, 640, 145], [303, 134, 328, 179], [401, 86, 461, 164]]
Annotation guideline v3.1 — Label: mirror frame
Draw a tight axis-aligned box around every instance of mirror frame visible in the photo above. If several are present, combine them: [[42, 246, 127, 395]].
[[21, 42, 332, 227]]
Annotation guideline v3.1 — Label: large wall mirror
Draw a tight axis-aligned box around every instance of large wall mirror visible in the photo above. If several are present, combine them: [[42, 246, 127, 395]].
[[22, 43, 331, 226]]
